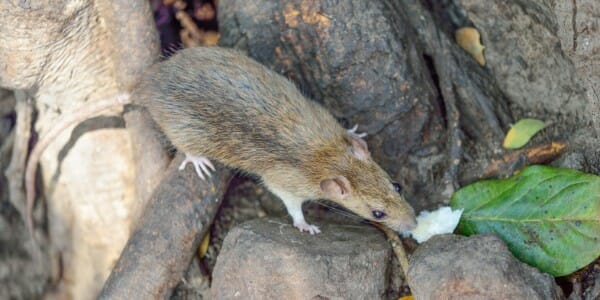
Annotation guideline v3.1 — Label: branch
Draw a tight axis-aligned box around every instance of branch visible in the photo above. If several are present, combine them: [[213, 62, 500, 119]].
[[99, 153, 232, 299], [373, 223, 410, 278], [5, 91, 31, 229], [459, 141, 567, 185]]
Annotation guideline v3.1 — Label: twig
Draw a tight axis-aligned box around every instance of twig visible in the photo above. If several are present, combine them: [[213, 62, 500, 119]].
[[4, 91, 43, 258], [459, 141, 567, 184], [372, 223, 409, 279], [5, 91, 31, 226], [173, 0, 219, 47]]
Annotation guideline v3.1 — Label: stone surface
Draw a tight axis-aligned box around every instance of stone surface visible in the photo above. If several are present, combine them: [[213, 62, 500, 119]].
[[211, 217, 393, 299], [459, 0, 588, 118], [408, 234, 564, 300]]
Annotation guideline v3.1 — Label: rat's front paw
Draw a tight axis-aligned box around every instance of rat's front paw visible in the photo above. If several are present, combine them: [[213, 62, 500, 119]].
[[293, 221, 321, 235], [347, 124, 367, 138], [179, 153, 215, 180]]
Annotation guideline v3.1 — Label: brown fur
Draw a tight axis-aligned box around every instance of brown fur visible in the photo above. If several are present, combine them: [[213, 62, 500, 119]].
[[135, 47, 416, 231], [27, 46, 416, 234]]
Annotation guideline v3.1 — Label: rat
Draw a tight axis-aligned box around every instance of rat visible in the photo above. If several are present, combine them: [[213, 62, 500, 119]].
[[25, 47, 417, 235]]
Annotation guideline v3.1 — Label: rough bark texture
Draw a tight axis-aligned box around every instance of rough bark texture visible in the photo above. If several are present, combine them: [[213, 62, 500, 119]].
[[219, 0, 598, 207], [100, 154, 232, 299], [552, 0, 600, 175], [219, 0, 449, 210], [123, 108, 171, 226], [450, 0, 599, 174], [0, 90, 47, 297], [4, 91, 31, 227], [554, 0, 600, 134], [0, 0, 159, 298], [458, 0, 587, 116]]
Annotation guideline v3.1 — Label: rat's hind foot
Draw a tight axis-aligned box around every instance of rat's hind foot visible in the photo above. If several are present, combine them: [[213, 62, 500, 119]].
[[178, 153, 215, 180], [293, 220, 321, 235], [348, 124, 367, 138]]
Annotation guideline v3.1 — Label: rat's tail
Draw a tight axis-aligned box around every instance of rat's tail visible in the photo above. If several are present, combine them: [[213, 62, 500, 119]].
[[24, 93, 131, 238]]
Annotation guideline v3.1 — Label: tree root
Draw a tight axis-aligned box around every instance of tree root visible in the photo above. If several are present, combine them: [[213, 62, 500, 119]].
[[384, 0, 518, 199], [5, 91, 31, 229], [99, 153, 232, 299], [24, 93, 130, 239], [460, 141, 568, 185]]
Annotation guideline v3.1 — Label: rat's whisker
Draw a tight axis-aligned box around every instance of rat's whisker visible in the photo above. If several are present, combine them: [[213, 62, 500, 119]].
[[315, 201, 364, 221]]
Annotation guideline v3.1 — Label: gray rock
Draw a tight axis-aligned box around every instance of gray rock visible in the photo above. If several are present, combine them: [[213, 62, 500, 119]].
[[408, 234, 564, 299], [554, 151, 587, 171], [211, 217, 392, 299]]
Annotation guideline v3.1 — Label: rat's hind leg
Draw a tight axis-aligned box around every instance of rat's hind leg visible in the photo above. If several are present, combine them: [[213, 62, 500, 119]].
[[178, 153, 215, 180]]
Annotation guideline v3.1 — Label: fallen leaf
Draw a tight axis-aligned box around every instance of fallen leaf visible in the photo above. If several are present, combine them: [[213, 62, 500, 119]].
[[198, 232, 210, 258], [455, 27, 486, 66], [451, 165, 600, 276], [503, 118, 546, 149]]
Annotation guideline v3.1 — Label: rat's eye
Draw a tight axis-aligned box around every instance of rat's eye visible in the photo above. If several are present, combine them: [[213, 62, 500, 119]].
[[392, 182, 402, 194], [372, 210, 386, 219]]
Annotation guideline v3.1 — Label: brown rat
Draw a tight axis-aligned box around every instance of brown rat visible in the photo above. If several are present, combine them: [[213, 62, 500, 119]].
[[26, 47, 417, 234]]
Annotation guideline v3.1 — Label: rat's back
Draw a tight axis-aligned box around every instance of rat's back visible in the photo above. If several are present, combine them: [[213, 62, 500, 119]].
[[135, 47, 345, 173]]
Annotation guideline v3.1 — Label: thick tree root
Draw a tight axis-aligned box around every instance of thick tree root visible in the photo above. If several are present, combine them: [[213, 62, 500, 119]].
[[99, 153, 231, 299]]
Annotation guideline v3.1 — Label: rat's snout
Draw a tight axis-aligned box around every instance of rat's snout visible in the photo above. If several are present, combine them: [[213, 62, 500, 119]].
[[391, 217, 417, 233], [406, 218, 417, 231], [390, 202, 417, 233]]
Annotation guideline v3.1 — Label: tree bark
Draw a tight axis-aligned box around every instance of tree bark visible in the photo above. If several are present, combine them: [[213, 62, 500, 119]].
[[0, 0, 160, 298], [218, 0, 595, 210], [100, 154, 231, 299]]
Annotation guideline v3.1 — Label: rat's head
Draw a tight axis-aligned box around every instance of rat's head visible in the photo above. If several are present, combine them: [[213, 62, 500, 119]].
[[317, 133, 417, 233]]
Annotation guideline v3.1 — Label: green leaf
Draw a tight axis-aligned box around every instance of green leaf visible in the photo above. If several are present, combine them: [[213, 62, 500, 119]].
[[450, 165, 600, 276], [503, 118, 546, 149]]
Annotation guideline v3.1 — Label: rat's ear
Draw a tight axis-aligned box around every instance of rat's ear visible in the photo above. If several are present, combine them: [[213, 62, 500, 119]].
[[320, 176, 353, 199], [349, 135, 370, 160]]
